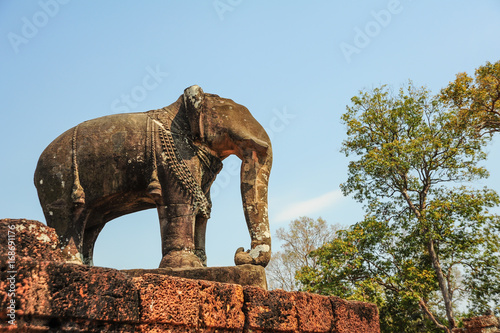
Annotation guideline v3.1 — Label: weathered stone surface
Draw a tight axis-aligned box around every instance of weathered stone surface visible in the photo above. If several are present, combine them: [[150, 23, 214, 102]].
[[294, 292, 334, 332], [136, 323, 199, 332], [463, 314, 500, 333], [0, 219, 382, 332], [134, 274, 246, 331], [330, 296, 381, 333], [123, 263, 267, 289], [243, 286, 299, 332], [5, 318, 137, 333], [0, 218, 64, 262], [242, 287, 381, 333], [135, 273, 200, 327], [198, 279, 246, 330], [48, 263, 140, 322], [0, 258, 140, 323]]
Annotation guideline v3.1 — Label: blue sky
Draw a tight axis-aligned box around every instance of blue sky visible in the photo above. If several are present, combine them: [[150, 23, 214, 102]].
[[2, 1, 500, 269]]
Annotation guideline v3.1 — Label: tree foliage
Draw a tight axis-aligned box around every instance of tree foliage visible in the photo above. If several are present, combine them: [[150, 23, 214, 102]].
[[297, 83, 500, 333], [266, 216, 339, 291], [441, 60, 500, 134]]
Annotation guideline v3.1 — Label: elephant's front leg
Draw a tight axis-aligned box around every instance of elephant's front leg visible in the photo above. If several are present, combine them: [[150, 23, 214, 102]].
[[194, 215, 208, 266], [157, 204, 204, 268]]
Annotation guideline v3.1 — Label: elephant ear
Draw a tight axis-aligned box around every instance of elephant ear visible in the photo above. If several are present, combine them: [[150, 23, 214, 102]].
[[183, 85, 205, 138], [184, 85, 204, 113]]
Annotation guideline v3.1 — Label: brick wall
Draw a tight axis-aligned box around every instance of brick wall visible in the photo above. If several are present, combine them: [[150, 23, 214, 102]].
[[0, 219, 381, 332]]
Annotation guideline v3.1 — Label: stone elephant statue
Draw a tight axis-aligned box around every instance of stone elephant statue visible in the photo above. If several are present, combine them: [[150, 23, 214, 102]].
[[34, 85, 272, 268]]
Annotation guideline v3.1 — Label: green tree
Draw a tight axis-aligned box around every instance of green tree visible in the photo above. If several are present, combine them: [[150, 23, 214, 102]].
[[441, 60, 500, 134], [266, 217, 339, 291], [297, 84, 500, 333]]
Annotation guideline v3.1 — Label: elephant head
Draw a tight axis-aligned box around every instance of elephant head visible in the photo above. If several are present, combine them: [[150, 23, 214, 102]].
[[183, 85, 273, 267]]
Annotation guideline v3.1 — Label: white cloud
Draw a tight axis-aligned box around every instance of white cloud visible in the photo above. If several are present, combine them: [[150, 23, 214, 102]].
[[273, 190, 344, 223]]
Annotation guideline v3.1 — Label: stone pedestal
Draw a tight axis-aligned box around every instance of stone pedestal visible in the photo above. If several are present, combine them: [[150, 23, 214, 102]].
[[122, 264, 267, 290], [0, 219, 381, 332]]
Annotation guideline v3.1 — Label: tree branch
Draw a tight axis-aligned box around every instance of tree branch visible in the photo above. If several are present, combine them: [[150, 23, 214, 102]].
[[418, 298, 450, 332]]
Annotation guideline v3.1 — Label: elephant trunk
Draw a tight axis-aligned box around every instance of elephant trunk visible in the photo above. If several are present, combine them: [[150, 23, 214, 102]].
[[235, 147, 272, 267]]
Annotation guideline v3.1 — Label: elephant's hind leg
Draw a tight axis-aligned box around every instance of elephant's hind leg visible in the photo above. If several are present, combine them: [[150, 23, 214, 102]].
[[43, 204, 86, 264], [157, 204, 203, 268], [82, 223, 105, 266]]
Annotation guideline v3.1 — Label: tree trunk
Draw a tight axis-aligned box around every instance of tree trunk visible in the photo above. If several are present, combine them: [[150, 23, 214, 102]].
[[427, 238, 456, 330]]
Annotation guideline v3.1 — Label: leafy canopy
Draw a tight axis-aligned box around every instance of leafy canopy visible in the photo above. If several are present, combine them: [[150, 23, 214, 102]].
[[298, 83, 500, 333], [441, 60, 500, 134], [340, 83, 489, 208]]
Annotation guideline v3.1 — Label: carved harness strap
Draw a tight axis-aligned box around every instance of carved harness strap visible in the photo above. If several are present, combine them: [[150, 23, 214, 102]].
[[146, 116, 162, 198], [71, 124, 85, 206], [147, 109, 222, 218]]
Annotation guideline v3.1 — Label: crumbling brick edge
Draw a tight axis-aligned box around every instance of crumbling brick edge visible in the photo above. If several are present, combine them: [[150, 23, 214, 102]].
[[0, 218, 381, 332]]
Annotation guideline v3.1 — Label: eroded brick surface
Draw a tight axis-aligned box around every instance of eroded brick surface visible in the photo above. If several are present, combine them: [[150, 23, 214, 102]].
[[199, 280, 245, 330], [0, 258, 140, 323], [0, 219, 382, 333], [243, 286, 298, 332], [134, 274, 200, 327], [0, 258, 52, 318], [463, 314, 500, 333], [330, 296, 380, 333], [47, 263, 140, 322], [1, 219, 64, 262], [294, 292, 333, 332]]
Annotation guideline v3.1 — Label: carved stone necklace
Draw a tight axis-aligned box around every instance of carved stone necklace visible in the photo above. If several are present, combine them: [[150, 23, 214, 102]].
[[146, 107, 222, 218]]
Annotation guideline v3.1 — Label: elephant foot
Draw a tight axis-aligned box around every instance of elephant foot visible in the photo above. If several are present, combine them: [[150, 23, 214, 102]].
[[234, 246, 271, 267], [159, 250, 204, 268], [234, 247, 254, 265], [194, 248, 207, 267]]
